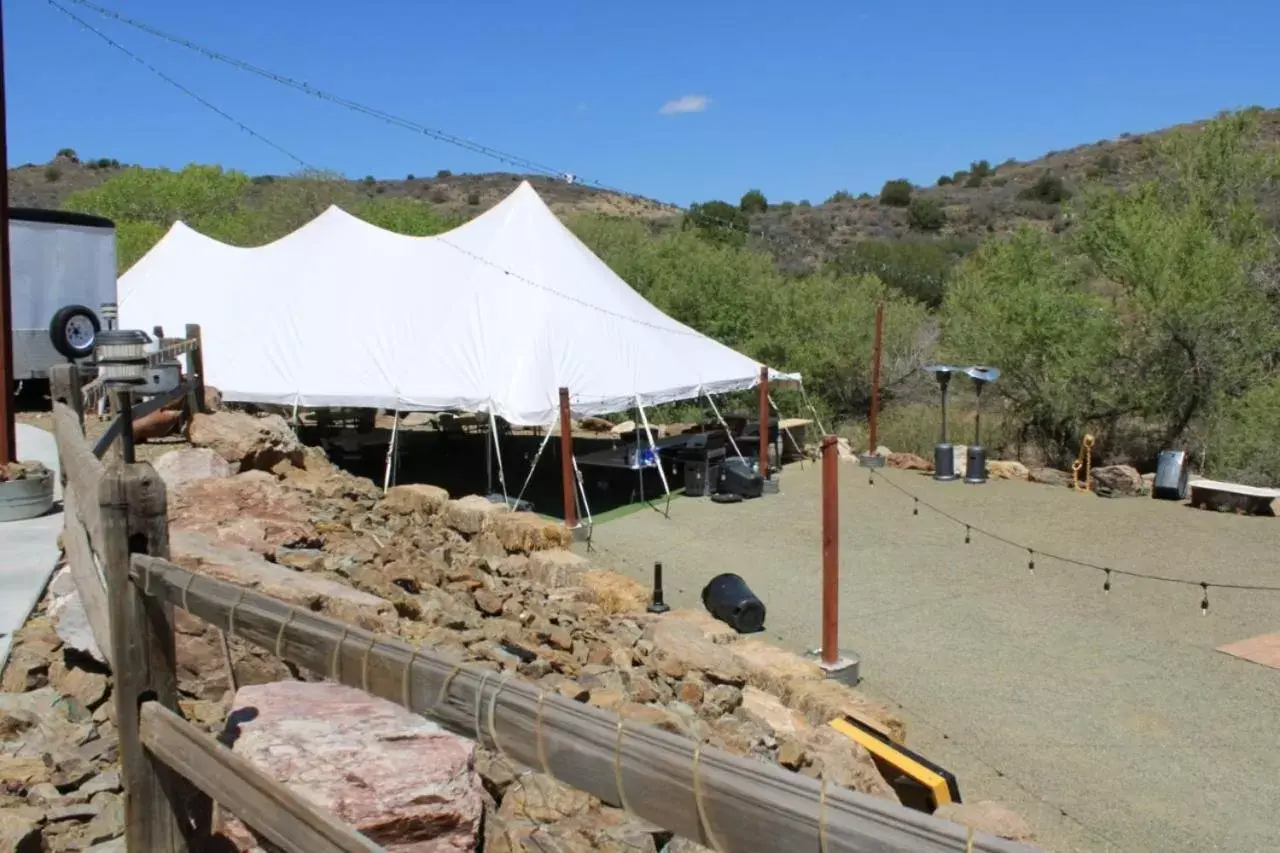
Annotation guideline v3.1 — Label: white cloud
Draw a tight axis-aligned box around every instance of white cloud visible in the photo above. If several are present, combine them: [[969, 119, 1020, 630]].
[[659, 94, 711, 116]]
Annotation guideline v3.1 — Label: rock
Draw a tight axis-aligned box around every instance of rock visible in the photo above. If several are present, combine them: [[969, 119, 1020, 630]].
[[170, 530, 396, 633], [785, 680, 906, 744], [647, 620, 747, 687], [728, 638, 824, 698], [173, 608, 291, 701], [188, 411, 304, 472], [203, 386, 223, 412], [835, 437, 858, 462], [1091, 464, 1144, 497], [275, 547, 325, 572], [776, 739, 807, 770], [1028, 467, 1072, 488], [800, 726, 899, 803], [0, 756, 52, 788], [49, 658, 109, 708], [0, 811, 42, 853], [220, 682, 483, 852], [701, 685, 743, 718], [152, 447, 232, 492], [490, 512, 574, 553], [496, 774, 595, 825], [169, 471, 317, 555], [49, 589, 106, 665], [736, 687, 810, 737], [934, 800, 1037, 844], [646, 610, 738, 645], [986, 460, 1029, 480], [887, 452, 931, 471], [131, 408, 183, 443], [473, 588, 506, 616], [443, 495, 509, 536], [25, 781, 62, 807], [576, 572, 651, 615], [528, 550, 590, 588], [380, 483, 450, 516], [78, 771, 121, 799], [951, 444, 969, 477]]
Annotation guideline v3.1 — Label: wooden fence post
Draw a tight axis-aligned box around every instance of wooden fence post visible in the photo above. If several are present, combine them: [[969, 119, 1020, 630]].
[[184, 324, 206, 416], [49, 363, 84, 427], [100, 462, 207, 849]]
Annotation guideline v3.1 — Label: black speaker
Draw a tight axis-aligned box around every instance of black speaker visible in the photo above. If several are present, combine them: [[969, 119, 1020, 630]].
[[718, 457, 764, 499]]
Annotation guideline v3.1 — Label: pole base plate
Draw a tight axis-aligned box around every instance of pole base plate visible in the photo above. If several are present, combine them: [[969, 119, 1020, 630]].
[[806, 649, 862, 686], [858, 453, 886, 469]]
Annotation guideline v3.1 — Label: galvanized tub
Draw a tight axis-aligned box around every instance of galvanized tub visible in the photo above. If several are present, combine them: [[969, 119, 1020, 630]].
[[0, 470, 56, 522]]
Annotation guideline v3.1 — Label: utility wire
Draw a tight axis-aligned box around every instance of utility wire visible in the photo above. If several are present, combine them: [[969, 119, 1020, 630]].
[[867, 468, 1280, 606], [44, 0, 317, 173]]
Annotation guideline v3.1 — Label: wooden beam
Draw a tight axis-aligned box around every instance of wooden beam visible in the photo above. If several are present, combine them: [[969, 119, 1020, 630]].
[[185, 324, 206, 415], [91, 383, 188, 460], [60, 489, 112, 668], [49, 363, 85, 428], [52, 402, 104, 547], [139, 703, 381, 853], [131, 555, 1035, 853], [101, 465, 202, 851]]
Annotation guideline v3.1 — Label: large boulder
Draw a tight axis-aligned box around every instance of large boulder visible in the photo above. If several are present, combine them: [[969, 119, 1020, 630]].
[[170, 530, 396, 633], [986, 460, 1029, 480], [490, 512, 574, 553], [188, 411, 303, 472], [1091, 464, 1144, 497], [218, 682, 483, 852], [443, 495, 509, 536], [152, 447, 232, 493], [887, 452, 931, 472], [1028, 467, 1072, 488], [935, 800, 1038, 844], [168, 471, 317, 555]]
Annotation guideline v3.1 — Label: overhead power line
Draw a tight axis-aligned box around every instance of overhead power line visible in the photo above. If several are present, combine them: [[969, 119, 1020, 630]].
[[44, 0, 317, 173]]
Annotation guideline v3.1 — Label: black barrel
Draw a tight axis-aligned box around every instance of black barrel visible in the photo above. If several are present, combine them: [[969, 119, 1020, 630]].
[[701, 573, 766, 634]]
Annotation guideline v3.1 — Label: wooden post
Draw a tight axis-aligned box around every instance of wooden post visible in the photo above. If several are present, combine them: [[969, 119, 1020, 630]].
[[758, 365, 769, 479], [185, 323, 206, 415], [558, 387, 576, 529], [0, 0, 15, 467], [100, 463, 205, 850], [49, 363, 85, 427], [868, 302, 884, 454], [820, 435, 839, 665]]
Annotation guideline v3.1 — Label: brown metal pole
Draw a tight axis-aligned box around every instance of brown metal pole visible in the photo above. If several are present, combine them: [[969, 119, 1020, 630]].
[[867, 301, 884, 454], [758, 365, 769, 479], [557, 387, 577, 529], [820, 435, 839, 665], [0, 0, 17, 466]]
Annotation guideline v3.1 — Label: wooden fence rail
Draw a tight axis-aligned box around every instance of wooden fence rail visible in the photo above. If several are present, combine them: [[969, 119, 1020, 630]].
[[47, 348, 1035, 853]]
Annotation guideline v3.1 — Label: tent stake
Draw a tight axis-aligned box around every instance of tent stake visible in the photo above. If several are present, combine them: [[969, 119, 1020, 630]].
[[558, 387, 577, 530]]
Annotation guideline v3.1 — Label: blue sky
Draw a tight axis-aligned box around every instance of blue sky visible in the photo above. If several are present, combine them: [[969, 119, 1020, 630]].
[[6, 0, 1278, 206]]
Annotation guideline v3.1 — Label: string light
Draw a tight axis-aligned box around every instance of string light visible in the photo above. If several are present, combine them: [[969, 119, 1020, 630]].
[[868, 469, 1280, 612]]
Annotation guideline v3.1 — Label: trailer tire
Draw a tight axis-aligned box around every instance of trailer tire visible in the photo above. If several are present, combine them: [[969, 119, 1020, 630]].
[[49, 305, 101, 360]]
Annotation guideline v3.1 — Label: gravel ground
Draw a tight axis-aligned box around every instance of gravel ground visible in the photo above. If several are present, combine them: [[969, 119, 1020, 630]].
[[582, 462, 1280, 853]]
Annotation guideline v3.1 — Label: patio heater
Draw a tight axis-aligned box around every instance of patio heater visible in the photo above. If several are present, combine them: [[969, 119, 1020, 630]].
[[962, 365, 1001, 485], [924, 365, 959, 481], [94, 329, 152, 464]]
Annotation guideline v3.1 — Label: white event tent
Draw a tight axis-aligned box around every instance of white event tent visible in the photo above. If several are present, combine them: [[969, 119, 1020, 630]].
[[119, 181, 798, 427]]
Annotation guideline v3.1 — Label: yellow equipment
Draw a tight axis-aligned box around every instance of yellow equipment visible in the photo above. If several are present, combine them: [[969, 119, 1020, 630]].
[[1072, 433, 1095, 493], [828, 715, 961, 812]]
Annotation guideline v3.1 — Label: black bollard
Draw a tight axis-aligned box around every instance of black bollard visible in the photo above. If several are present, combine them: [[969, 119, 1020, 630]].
[[647, 561, 671, 614], [701, 573, 766, 634]]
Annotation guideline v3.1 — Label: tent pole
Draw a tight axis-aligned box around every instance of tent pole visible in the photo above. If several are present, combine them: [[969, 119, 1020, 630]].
[[515, 426, 555, 509], [758, 366, 770, 480], [557, 387, 577, 530], [703, 390, 744, 461], [571, 453, 594, 547], [382, 409, 400, 494], [290, 395, 301, 428], [798, 380, 830, 439], [635, 395, 671, 518], [488, 410, 509, 506]]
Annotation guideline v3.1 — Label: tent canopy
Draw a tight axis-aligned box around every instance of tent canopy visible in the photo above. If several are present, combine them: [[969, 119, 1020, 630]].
[[119, 181, 797, 425]]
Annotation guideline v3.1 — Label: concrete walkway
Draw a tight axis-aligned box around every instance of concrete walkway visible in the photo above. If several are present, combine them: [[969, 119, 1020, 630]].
[[0, 424, 64, 672], [584, 462, 1280, 853]]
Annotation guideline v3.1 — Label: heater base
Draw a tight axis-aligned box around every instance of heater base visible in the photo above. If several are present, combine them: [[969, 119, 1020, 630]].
[[806, 649, 862, 686], [964, 445, 989, 484], [933, 444, 958, 481]]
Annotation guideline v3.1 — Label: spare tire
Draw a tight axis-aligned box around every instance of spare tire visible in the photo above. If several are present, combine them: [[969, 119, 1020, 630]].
[[49, 305, 101, 360]]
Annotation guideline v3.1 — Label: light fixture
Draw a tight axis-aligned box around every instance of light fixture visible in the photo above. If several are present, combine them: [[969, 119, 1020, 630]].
[[962, 365, 1000, 485]]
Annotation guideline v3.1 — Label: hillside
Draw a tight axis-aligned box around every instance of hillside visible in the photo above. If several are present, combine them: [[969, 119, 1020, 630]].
[[10, 107, 1280, 269]]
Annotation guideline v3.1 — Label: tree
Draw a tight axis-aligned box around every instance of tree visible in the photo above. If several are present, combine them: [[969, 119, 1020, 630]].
[[937, 175, 954, 186], [683, 200, 748, 247], [1018, 171, 1072, 204], [739, 189, 768, 214], [907, 197, 946, 232], [879, 179, 912, 207], [835, 237, 974, 308], [827, 190, 853, 204]]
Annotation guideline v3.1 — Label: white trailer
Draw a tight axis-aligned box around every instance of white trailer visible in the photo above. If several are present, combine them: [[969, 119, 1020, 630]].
[[8, 208, 117, 382]]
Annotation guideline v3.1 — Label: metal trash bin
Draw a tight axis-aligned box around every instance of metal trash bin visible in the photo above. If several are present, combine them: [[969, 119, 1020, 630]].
[[1153, 450, 1189, 501]]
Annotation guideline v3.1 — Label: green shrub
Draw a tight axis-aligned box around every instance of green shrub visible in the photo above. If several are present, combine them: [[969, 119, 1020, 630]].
[[43, 166, 61, 182], [739, 189, 768, 214], [907, 197, 947, 232], [834, 237, 973, 308], [466, 191, 482, 205], [827, 190, 853, 204], [879, 179, 913, 207], [436, 169, 452, 178], [1085, 153, 1120, 179], [55, 148, 78, 161], [683, 200, 748, 247], [1207, 378, 1280, 485], [936, 175, 954, 186], [1018, 171, 1072, 204]]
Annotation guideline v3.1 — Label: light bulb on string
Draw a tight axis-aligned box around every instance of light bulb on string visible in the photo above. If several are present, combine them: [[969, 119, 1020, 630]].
[[912, 498, 919, 517], [1027, 549, 1035, 574], [1103, 569, 1111, 594], [964, 526, 971, 545], [1200, 583, 1210, 615]]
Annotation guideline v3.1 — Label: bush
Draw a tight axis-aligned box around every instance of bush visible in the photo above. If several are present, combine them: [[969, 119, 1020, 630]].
[[55, 148, 78, 162], [739, 189, 768, 214], [436, 169, 452, 178], [1207, 378, 1280, 485], [879, 179, 913, 207], [43, 166, 61, 182], [1018, 171, 1072, 204], [362, 175, 376, 186], [466, 191, 482, 206], [834, 237, 973, 308], [907, 197, 947, 232], [406, 173, 416, 181], [827, 190, 853, 204], [1085, 153, 1120, 179], [936, 175, 954, 186], [683, 200, 748, 247]]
